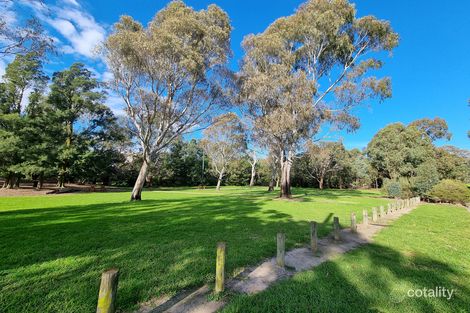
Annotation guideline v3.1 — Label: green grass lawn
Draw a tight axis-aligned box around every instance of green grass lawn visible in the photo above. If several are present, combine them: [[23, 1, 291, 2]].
[[222, 204, 470, 313], [0, 187, 389, 313]]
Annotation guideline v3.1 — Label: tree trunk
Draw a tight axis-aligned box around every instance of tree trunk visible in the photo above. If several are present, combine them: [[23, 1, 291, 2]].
[[268, 177, 275, 192], [249, 162, 256, 187], [58, 172, 65, 188], [37, 175, 44, 190], [2, 174, 11, 188], [131, 157, 149, 201], [14, 175, 20, 188], [216, 169, 224, 191], [6, 174, 14, 189], [279, 150, 292, 198], [268, 164, 276, 192], [319, 176, 324, 190]]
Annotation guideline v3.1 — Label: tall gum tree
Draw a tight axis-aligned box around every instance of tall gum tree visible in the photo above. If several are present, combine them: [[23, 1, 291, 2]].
[[200, 113, 247, 191], [104, 0, 232, 200], [238, 0, 399, 198]]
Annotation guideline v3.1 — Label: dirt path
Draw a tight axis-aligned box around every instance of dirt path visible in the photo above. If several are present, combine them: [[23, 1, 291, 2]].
[[140, 201, 419, 313]]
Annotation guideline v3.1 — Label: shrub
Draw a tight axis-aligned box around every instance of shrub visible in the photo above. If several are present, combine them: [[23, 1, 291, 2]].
[[428, 179, 470, 205], [413, 161, 440, 196], [383, 179, 401, 198]]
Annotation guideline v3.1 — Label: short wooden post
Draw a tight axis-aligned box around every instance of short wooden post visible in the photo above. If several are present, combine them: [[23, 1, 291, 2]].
[[379, 206, 385, 218], [387, 203, 391, 213], [363, 209, 368, 226], [310, 221, 318, 253], [333, 217, 341, 241], [96, 268, 119, 313], [276, 233, 285, 267], [215, 242, 226, 293], [372, 207, 378, 222], [351, 212, 357, 233]]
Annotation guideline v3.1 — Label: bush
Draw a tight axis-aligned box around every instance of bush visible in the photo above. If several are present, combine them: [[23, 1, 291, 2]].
[[413, 161, 440, 196], [383, 179, 401, 198], [428, 179, 470, 205]]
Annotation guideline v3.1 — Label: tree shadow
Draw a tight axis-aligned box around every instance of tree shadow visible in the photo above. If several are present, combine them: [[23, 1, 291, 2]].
[[0, 191, 344, 313], [222, 242, 470, 313]]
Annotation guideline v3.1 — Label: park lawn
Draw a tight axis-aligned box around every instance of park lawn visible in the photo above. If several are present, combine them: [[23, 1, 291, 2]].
[[0, 187, 389, 313], [222, 204, 470, 313]]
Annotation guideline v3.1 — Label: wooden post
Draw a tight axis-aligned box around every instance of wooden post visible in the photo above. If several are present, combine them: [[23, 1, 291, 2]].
[[96, 268, 119, 313], [387, 203, 391, 213], [363, 209, 368, 226], [351, 212, 357, 233], [379, 206, 385, 218], [372, 207, 378, 222], [310, 221, 318, 253], [277, 233, 285, 267], [215, 242, 226, 293], [333, 217, 340, 241]]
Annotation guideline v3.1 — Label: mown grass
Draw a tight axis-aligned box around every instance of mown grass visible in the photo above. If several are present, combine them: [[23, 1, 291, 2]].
[[222, 204, 470, 313], [0, 187, 388, 312]]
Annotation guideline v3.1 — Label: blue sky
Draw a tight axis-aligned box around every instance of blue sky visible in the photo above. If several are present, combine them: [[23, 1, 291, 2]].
[[5, 0, 470, 150]]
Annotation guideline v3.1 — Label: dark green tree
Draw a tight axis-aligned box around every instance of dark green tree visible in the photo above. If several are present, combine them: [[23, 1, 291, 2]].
[[48, 63, 107, 187]]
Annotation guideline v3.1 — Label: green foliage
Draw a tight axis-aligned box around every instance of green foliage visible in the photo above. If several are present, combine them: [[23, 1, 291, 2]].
[[434, 146, 470, 183], [412, 160, 440, 196], [409, 117, 452, 141], [227, 158, 251, 186], [151, 139, 209, 187], [383, 179, 401, 198], [367, 123, 435, 180], [428, 179, 470, 205]]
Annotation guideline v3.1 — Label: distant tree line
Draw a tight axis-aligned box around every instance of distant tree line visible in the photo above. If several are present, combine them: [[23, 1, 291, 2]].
[[1, 0, 468, 201]]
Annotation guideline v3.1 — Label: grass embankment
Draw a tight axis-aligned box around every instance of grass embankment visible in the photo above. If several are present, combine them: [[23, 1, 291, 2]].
[[0, 187, 387, 312], [222, 204, 470, 313]]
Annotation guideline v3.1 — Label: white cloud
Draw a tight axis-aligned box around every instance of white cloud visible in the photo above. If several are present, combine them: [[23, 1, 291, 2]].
[[102, 71, 113, 82], [106, 94, 126, 116], [20, 0, 106, 59], [62, 0, 80, 7], [48, 8, 106, 58]]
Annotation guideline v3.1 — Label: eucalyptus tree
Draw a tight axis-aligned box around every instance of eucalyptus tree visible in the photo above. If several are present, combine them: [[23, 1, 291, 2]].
[[366, 123, 435, 180], [238, 0, 398, 198], [0, 0, 54, 57], [200, 113, 247, 191], [247, 149, 258, 187], [104, 1, 232, 200], [409, 117, 452, 141], [305, 141, 344, 189]]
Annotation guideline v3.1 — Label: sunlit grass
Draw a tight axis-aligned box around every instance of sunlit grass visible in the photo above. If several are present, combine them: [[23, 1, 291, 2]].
[[0, 187, 389, 312], [222, 204, 470, 313]]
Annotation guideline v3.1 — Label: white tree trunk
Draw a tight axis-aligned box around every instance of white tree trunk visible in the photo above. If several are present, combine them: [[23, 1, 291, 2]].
[[280, 150, 293, 198], [249, 162, 256, 187], [216, 169, 224, 191]]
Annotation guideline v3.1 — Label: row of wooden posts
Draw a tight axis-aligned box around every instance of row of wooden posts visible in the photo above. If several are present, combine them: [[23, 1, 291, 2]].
[[95, 197, 420, 313]]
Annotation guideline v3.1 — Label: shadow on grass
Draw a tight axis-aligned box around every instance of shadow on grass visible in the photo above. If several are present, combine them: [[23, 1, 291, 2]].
[[0, 192, 336, 313], [223, 242, 470, 313]]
